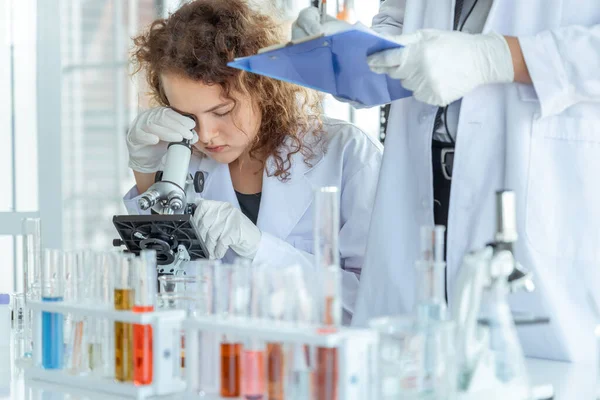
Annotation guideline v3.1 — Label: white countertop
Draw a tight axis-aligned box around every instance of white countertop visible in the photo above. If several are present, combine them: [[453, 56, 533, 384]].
[[1, 344, 597, 399]]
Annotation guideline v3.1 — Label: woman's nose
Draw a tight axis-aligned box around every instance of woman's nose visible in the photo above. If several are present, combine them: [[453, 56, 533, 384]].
[[196, 122, 219, 144]]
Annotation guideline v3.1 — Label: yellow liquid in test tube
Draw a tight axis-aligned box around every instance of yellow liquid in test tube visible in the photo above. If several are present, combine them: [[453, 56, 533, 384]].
[[114, 288, 134, 382]]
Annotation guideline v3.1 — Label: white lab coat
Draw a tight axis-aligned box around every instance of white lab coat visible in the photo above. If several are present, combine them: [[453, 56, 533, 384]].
[[124, 118, 383, 323], [353, 0, 600, 363]]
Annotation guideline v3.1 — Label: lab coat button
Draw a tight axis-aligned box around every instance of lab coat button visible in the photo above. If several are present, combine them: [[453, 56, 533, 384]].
[[421, 198, 429, 209], [418, 111, 430, 124]]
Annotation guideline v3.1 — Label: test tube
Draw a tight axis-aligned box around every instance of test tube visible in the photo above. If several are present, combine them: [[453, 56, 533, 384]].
[[12, 293, 31, 361], [416, 226, 447, 322], [242, 265, 266, 400], [133, 250, 157, 385], [262, 265, 299, 400], [190, 260, 220, 396], [22, 218, 42, 360], [216, 263, 249, 398], [336, 0, 356, 22], [114, 254, 134, 382], [88, 251, 114, 378], [13, 293, 26, 334], [313, 187, 341, 400], [41, 249, 64, 370], [285, 265, 315, 400], [65, 251, 89, 375], [415, 260, 447, 322], [22, 218, 42, 301]]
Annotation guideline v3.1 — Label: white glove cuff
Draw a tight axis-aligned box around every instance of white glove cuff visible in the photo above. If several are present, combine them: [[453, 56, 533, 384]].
[[483, 32, 515, 84], [128, 159, 162, 174]]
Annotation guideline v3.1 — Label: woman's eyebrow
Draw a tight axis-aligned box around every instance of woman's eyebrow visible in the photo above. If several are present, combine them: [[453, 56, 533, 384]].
[[169, 106, 195, 120], [203, 102, 231, 113]]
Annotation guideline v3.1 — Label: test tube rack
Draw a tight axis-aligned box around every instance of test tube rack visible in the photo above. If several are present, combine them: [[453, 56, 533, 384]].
[[183, 315, 380, 400], [25, 300, 187, 399]]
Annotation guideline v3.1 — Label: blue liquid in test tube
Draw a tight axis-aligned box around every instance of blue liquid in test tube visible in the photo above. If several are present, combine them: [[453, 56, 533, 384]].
[[42, 249, 66, 370], [42, 296, 64, 369]]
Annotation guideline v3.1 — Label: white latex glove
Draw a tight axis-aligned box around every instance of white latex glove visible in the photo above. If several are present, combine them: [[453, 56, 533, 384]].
[[126, 107, 198, 173], [193, 200, 261, 260], [368, 30, 514, 107], [291, 7, 352, 40]]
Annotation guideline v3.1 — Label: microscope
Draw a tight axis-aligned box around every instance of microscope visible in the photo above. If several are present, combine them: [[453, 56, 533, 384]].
[[452, 190, 544, 399], [112, 140, 209, 276]]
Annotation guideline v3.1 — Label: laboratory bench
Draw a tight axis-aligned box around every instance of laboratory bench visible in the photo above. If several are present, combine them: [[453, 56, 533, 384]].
[[1, 342, 596, 400]]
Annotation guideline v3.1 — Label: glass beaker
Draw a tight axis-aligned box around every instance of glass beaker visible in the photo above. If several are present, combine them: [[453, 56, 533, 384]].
[[369, 316, 425, 399]]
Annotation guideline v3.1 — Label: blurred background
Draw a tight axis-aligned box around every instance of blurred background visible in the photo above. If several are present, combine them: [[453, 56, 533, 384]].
[[0, 0, 385, 294]]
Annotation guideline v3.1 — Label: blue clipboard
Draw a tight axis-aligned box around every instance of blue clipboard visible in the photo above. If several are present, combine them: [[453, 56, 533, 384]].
[[227, 28, 411, 107]]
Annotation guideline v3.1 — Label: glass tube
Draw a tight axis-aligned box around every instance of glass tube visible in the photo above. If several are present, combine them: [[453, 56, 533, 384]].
[[22, 218, 41, 361], [12, 293, 31, 361], [41, 249, 64, 370], [313, 187, 341, 400], [282, 265, 314, 400], [193, 260, 220, 396], [88, 251, 114, 378], [336, 0, 356, 22], [263, 265, 294, 400], [420, 225, 446, 264], [22, 218, 42, 300], [133, 250, 157, 386], [415, 260, 447, 322], [114, 254, 134, 382], [242, 264, 266, 400], [216, 263, 250, 398], [64, 251, 89, 375]]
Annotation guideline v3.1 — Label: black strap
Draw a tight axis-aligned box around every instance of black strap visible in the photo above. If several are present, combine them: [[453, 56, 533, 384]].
[[454, 0, 465, 30], [433, 0, 465, 138]]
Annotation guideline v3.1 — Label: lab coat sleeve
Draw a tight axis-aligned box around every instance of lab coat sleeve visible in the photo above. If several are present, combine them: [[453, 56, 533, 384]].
[[253, 160, 381, 324], [253, 231, 361, 325], [122, 185, 151, 215], [519, 24, 600, 117], [371, 0, 405, 36]]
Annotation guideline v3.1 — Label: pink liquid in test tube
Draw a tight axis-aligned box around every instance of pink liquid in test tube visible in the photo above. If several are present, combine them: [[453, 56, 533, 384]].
[[242, 348, 266, 400]]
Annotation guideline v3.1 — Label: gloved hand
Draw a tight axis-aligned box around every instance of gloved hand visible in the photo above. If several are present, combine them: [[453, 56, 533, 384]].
[[368, 30, 514, 107], [291, 7, 352, 40], [126, 107, 198, 173], [193, 200, 262, 260]]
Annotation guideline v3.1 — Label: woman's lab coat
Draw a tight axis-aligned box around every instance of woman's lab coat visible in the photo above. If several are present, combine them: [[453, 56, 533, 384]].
[[353, 0, 600, 362], [124, 117, 383, 323]]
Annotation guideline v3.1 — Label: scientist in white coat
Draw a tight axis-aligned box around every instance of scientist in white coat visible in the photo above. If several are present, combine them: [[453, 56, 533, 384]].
[[294, 0, 600, 361], [122, 0, 383, 323]]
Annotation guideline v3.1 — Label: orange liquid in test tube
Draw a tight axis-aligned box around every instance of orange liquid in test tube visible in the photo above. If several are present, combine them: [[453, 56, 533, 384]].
[[221, 342, 242, 397], [267, 343, 285, 400], [315, 296, 338, 400], [133, 305, 154, 385], [336, 0, 355, 23]]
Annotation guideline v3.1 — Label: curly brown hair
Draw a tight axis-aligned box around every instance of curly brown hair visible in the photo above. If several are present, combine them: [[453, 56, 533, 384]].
[[131, 0, 324, 180]]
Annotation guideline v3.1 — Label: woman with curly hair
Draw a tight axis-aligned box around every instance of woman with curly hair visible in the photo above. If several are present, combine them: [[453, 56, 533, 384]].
[[123, 0, 382, 321]]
